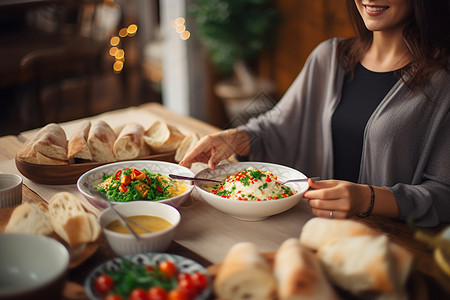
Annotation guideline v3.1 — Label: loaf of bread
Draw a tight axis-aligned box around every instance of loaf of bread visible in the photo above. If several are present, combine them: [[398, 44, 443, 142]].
[[87, 120, 117, 162], [113, 122, 150, 160], [274, 238, 340, 300], [299, 218, 379, 250], [318, 235, 409, 299], [48, 192, 101, 247], [214, 242, 277, 300], [68, 120, 92, 160], [5, 202, 53, 235], [144, 121, 185, 153], [300, 218, 413, 300], [17, 123, 69, 164], [174, 133, 200, 163]]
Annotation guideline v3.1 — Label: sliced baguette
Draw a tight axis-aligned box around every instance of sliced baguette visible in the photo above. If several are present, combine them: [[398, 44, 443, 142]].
[[299, 218, 379, 251], [5, 202, 53, 235], [68, 120, 93, 160], [113, 122, 150, 160], [214, 242, 277, 300], [274, 238, 340, 300], [48, 192, 95, 247], [17, 123, 68, 163], [174, 133, 200, 163], [143, 121, 185, 153], [31, 123, 68, 161], [88, 120, 117, 162]]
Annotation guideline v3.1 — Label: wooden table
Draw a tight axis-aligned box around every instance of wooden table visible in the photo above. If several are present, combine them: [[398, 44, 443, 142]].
[[1, 102, 449, 299]]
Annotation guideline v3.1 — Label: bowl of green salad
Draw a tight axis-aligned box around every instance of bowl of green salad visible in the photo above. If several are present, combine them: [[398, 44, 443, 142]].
[[77, 160, 195, 210]]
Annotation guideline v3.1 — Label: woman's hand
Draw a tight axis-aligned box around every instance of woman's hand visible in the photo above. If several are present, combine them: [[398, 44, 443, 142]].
[[303, 179, 373, 219], [303, 179, 400, 219], [179, 129, 250, 169]]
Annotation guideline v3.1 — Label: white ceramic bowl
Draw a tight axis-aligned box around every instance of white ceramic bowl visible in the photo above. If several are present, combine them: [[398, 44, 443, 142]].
[[98, 201, 181, 256], [77, 160, 195, 209], [194, 162, 310, 221], [0, 233, 69, 300], [84, 253, 212, 300], [0, 174, 23, 208]]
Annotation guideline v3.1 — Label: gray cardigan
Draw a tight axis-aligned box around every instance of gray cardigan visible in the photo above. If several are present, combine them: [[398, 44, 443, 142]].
[[239, 38, 450, 227]]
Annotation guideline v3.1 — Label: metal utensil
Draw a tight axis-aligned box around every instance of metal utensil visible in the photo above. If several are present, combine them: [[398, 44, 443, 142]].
[[83, 183, 152, 240], [281, 177, 320, 185], [169, 174, 221, 184]]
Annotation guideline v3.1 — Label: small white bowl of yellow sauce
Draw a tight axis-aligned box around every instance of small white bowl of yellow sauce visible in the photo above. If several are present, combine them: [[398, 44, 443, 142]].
[[98, 201, 181, 256]]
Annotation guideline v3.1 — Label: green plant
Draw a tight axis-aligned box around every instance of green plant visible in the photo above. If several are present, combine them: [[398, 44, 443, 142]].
[[189, 0, 280, 75]]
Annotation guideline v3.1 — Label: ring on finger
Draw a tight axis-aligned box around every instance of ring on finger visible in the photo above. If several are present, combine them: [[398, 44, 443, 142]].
[[329, 210, 333, 219]]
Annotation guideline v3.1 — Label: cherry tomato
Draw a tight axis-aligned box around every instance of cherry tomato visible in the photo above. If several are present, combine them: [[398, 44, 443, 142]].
[[158, 260, 178, 279], [95, 274, 114, 295], [167, 289, 189, 300], [104, 294, 124, 300], [177, 276, 197, 299], [190, 272, 209, 291], [148, 286, 167, 300], [130, 287, 148, 300]]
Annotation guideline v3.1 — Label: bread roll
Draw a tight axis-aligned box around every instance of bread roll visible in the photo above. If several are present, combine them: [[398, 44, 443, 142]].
[[48, 192, 95, 247], [144, 121, 185, 153], [113, 122, 150, 160], [274, 238, 340, 300], [317, 235, 409, 300], [68, 120, 92, 160], [17, 123, 68, 164], [214, 242, 276, 300], [88, 120, 117, 162], [5, 202, 53, 235], [174, 133, 200, 163], [299, 218, 379, 250]]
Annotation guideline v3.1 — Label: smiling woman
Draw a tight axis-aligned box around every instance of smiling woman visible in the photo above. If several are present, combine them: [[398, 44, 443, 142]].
[[180, 0, 450, 227]]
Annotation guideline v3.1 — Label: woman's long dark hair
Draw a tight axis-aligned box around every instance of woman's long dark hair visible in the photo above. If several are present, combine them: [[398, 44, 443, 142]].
[[338, 0, 450, 90]]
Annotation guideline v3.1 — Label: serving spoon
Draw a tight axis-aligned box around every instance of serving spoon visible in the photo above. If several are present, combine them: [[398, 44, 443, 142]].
[[169, 174, 320, 185], [83, 183, 152, 240], [169, 174, 221, 183], [281, 176, 320, 185]]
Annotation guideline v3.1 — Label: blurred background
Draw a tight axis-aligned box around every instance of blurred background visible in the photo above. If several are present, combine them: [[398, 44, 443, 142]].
[[0, 0, 353, 136]]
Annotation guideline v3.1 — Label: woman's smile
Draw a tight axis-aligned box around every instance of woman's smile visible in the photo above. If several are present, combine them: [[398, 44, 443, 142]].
[[364, 4, 389, 16]]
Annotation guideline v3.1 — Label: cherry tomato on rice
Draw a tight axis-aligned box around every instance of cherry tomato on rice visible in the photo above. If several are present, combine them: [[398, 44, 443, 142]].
[[95, 274, 114, 295], [158, 260, 178, 279], [148, 286, 167, 300], [130, 287, 148, 300]]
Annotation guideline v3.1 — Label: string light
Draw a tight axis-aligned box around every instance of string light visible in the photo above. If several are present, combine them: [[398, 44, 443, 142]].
[[108, 23, 139, 73], [172, 17, 190, 41]]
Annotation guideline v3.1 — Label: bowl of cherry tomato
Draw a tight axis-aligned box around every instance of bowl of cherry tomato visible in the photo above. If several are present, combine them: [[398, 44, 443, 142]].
[[85, 252, 211, 300]]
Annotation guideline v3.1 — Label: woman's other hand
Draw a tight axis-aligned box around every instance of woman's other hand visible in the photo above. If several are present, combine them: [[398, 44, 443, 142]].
[[179, 129, 250, 169], [303, 179, 399, 219]]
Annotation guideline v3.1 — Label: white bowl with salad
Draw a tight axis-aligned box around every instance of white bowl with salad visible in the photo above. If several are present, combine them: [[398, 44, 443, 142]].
[[194, 162, 310, 221], [77, 160, 195, 210]]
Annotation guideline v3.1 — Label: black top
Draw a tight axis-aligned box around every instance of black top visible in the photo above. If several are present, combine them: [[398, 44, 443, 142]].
[[332, 63, 398, 182]]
